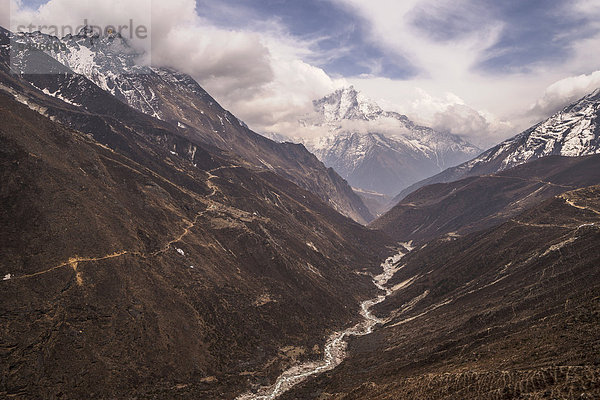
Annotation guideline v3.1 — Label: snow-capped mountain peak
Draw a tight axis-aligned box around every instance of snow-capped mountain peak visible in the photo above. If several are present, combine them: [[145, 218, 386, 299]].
[[15, 25, 143, 81], [4, 26, 374, 224], [294, 87, 481, 199], [72, 25, 101, 39], [13, 28, 173, 119], [313, 86, 383, 122]]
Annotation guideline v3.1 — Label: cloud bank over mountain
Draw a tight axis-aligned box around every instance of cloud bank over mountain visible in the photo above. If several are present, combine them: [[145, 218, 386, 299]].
[[9, 0, 600, 148]]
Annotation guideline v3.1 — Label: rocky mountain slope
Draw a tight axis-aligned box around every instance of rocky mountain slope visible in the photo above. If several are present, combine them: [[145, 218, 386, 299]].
[[0, 27, 392, 398], [4, 23, 600, 400], [394, 88, 600, 203], [10, 27, 373, 224], [294, 87, 480, 198], [372, 154, 600, 243], [283, 185, 600, 399]]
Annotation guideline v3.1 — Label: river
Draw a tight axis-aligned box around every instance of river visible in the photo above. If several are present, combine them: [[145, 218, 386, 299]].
[[236, 243, 413, 400]]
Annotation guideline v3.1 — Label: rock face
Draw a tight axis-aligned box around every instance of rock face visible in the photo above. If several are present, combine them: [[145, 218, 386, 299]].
[[282, 185, 600, 399], [295, 87, 480, 198], [394, 88, 600, 203], [372, 154, 600, 243], [10, 27, 373, 224], [0, 27, 391, 399]]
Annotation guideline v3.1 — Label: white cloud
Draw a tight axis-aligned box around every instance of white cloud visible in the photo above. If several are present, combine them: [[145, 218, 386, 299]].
[[152, 24, 274, 95], [348, 79, 514, 147], [330, 0, 600, 146], [10, 0, 154, 53], [528, 71, 600, 118], [223, 57, 343, 131], [331, 0, 503, 81], [198, 28, 346, 134], [573, 0, 600, 18], [7, 0, 342, 135]]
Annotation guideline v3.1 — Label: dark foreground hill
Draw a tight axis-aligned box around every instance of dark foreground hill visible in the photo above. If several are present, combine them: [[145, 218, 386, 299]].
[[282, 185, 600, 399], [0, 77, 391, 398]]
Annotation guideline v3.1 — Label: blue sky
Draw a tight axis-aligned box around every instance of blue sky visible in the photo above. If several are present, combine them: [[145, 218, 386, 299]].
[[476, 0, 598, 74], [20, 0, 47, 9], [195, 0, 416, 79], [195, 0, 599, 79]]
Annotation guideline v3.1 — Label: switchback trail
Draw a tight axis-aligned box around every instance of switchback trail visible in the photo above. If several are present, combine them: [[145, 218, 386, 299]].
[[2, 166, 265, 284], [560, 194, 600, 215]]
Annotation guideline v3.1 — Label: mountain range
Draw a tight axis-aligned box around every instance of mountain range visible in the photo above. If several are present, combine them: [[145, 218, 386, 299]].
[[284, 184, 600, 399], [1, 23, 600, 400], [268, 91, 600, 397], [0, 26, 390, 398], [372, 153, 600, 243]]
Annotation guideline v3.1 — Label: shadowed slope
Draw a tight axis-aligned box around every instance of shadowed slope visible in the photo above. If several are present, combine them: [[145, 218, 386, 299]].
[[372, 154, 600, 243], [283, 186, 600, 399], [0, 81, 390, 398]]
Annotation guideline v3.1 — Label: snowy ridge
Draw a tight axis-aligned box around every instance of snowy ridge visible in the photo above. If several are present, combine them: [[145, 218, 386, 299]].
[[308, 86, 385, 123], [8, 27, 374, 224], [460, 89, 600, 173], [393, 88, 600, 204], [14, 28, 208, 122]]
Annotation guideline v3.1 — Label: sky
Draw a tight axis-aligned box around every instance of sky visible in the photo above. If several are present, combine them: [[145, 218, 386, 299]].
[[7, 0, 600, 147]]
